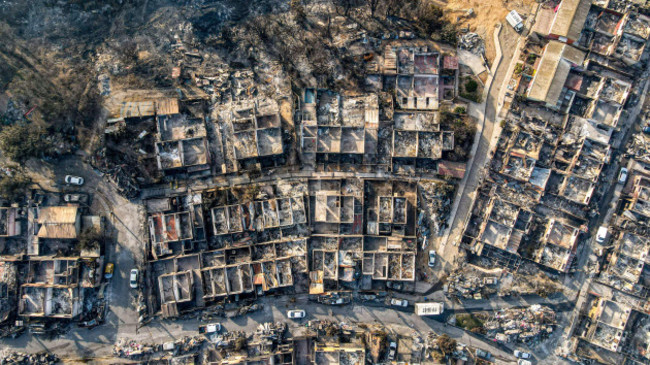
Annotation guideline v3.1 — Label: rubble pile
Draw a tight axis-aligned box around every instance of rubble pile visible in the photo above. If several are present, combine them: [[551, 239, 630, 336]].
[[113, 338, 153, 358], [484, 305, 556, 344], [459, 33, 485, 55], [114, 335, 206, 359], [89, 150, 141, 199], [0, 352, 58, 364], [444, 265, 502, 299], [418, 181, 455, 236]]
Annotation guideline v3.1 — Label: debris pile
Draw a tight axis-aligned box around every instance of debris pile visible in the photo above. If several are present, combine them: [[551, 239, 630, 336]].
[[484, 305, 556, 344], [114, 335, 206, 359], [113, 338, 154, 358], [459, 33, 485, 55], [0, 352, 58, 364]]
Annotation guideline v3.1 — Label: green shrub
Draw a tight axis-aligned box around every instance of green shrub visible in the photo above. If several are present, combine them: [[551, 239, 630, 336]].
[[460, 92, 482, 103], [456, 313, 484, 331], [453, 106, 466, 114], [464, 79, 478, 93], [514, 63, 523, 75]]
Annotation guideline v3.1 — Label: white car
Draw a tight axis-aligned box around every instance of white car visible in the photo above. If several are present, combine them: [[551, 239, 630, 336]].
[[514, 350, 531, 359], [130, 269, 139, 289], [390, 298, 408, 307], [64, 194, 83, 202], [518, 360, 532, 365], [428, 250, 436, 267], [287, 309, 306, 319], [199, 323, 221, 334], [388, 341, 397, 361], [65, 175, 84, 186], [618, 167, 628, 184], [596, 226, 608, 243]]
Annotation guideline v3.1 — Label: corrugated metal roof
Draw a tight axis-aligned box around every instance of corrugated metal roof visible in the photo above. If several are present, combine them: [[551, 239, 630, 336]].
[[155, 98, 180, 116], [36, 206, 79, 239], [111, 98, 179, 119], [549, 0, 591, 41], [38, 206, 78, 224], [37, 224, 78, 239], [528, 41, 585, 105]]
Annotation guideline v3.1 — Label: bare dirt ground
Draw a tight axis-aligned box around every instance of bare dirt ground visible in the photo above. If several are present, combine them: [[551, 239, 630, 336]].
[[430, 0, 537, 62]]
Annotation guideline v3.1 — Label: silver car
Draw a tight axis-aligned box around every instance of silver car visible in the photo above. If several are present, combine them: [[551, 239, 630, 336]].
[[130, 269, 139, 289], [65, 175, 84, 186]]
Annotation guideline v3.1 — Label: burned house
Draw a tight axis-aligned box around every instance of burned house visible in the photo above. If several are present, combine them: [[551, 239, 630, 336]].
[[211, 196, 308, 236], [306, 178, 417, 292], [393, 48, 441, 110], [625, 177, 650, 225], [566, 62, 632, 130], [300, 90, 379, 167], [308, 179, 364, 290], [155, 113, 211, 174], [578, 6, 625, 57], [472, 195, 533, 258], [599, 232, 650, 298], [148, 210, 195, 259], [368, 42, 456, 103], [313, 342, 366, 365], [18, 259, 83, 319], [582, 298, 633, 353], [147, 186, 309, 318], [0, 208, 20, 237], [391, 112, 454, 173], [533, 218, 581, 272], [147, 193, 208, 259], [215, 98, 285, 172]]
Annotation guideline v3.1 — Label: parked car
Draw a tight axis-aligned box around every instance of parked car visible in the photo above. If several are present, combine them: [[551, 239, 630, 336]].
[[514, 350, 531, 359], [387, 342, 397, 361], [287, 309, 306, 319], [390, 298, 408, 307], [104, 263, 114, 279], [129, 269, 139, 289], [65, 175, 84, 186], [199, 323, 221, 334], [618, 167, 628, 184], [476, 349, 492, 360], [428, 250, 436, 267], [596, 226, 608, 243], [518, 360, 532, 365], [64, 194, 84, 203]]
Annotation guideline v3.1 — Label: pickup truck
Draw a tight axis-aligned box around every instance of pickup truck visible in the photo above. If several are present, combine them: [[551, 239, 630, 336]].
[[199, 323, 221, 334]]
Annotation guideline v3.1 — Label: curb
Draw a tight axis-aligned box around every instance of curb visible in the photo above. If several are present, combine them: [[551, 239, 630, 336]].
[[440, 24, 504, 249]]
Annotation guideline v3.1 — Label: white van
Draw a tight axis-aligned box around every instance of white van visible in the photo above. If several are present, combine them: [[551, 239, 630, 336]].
[[506, 10, 524, 32], [596, 226, 608, 243]]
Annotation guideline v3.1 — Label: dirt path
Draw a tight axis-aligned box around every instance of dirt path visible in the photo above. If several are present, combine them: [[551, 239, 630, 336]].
[[428, 0, 536, 62]]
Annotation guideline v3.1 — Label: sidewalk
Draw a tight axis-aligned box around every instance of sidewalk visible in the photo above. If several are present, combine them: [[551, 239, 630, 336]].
[[439, 4, 542, 260], [438, 24, 504, 256]]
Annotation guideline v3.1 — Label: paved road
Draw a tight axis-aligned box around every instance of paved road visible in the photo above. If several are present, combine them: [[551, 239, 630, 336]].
[[439, 24, 522, 268], [2, 294, 523, 362]]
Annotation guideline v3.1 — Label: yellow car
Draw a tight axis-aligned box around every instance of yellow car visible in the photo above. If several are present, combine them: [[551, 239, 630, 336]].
[[104, 263, 114, 279]]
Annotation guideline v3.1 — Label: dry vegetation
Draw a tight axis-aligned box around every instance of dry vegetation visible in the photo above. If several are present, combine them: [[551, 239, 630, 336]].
[[429, 0, 537, 61], [0, 0, 463, 164]]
